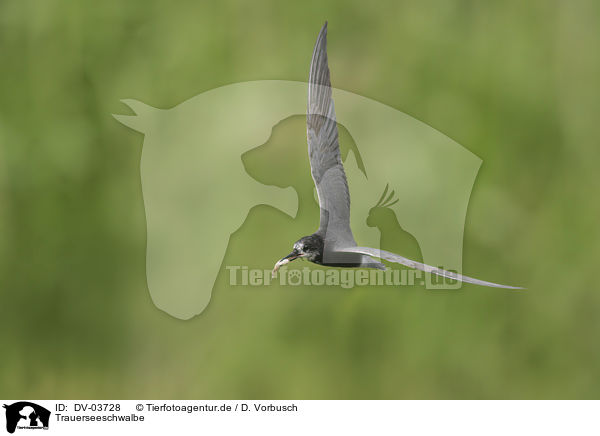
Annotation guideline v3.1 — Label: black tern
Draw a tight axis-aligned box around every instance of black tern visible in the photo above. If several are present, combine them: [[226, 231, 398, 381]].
[[272, 22, 523, 290]]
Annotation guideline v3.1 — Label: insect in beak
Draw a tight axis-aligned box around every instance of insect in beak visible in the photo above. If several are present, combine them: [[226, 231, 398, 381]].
[[272, 249, 302, 277]]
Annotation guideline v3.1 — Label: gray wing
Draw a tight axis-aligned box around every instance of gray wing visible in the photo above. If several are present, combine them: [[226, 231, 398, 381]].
[[307, 22, 355, 250], [339, 246, 524, 289]]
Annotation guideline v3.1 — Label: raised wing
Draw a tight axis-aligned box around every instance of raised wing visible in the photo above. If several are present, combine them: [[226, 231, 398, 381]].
[[339, 246, 524, 289], [307, 22, 355, 250]]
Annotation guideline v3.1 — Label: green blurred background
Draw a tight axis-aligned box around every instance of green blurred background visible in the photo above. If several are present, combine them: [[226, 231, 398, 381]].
[[1, 0, 599, 399]]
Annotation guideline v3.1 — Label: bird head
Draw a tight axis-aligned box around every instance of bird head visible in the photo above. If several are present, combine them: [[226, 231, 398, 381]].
[[272, 234, 324, 276], [367, 184, 398, 227]]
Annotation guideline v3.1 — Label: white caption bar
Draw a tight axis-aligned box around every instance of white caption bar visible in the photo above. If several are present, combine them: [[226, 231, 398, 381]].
[[1, 400, 598, 435]]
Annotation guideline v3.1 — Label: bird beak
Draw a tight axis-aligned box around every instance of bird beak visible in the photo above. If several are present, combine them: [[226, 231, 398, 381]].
[[272, 250, 301, 277]]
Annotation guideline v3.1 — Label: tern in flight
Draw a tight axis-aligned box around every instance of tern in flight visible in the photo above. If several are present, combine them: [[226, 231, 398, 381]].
[[272, 22, 523, 290]]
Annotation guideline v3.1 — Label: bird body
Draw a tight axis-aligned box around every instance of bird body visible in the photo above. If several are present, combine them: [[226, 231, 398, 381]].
[[272, 22, 522, 290]]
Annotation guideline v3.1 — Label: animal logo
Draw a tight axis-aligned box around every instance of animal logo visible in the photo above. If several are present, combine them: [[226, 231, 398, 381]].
[[3, 402, 50, 434], [114, 79, 482, 318]]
